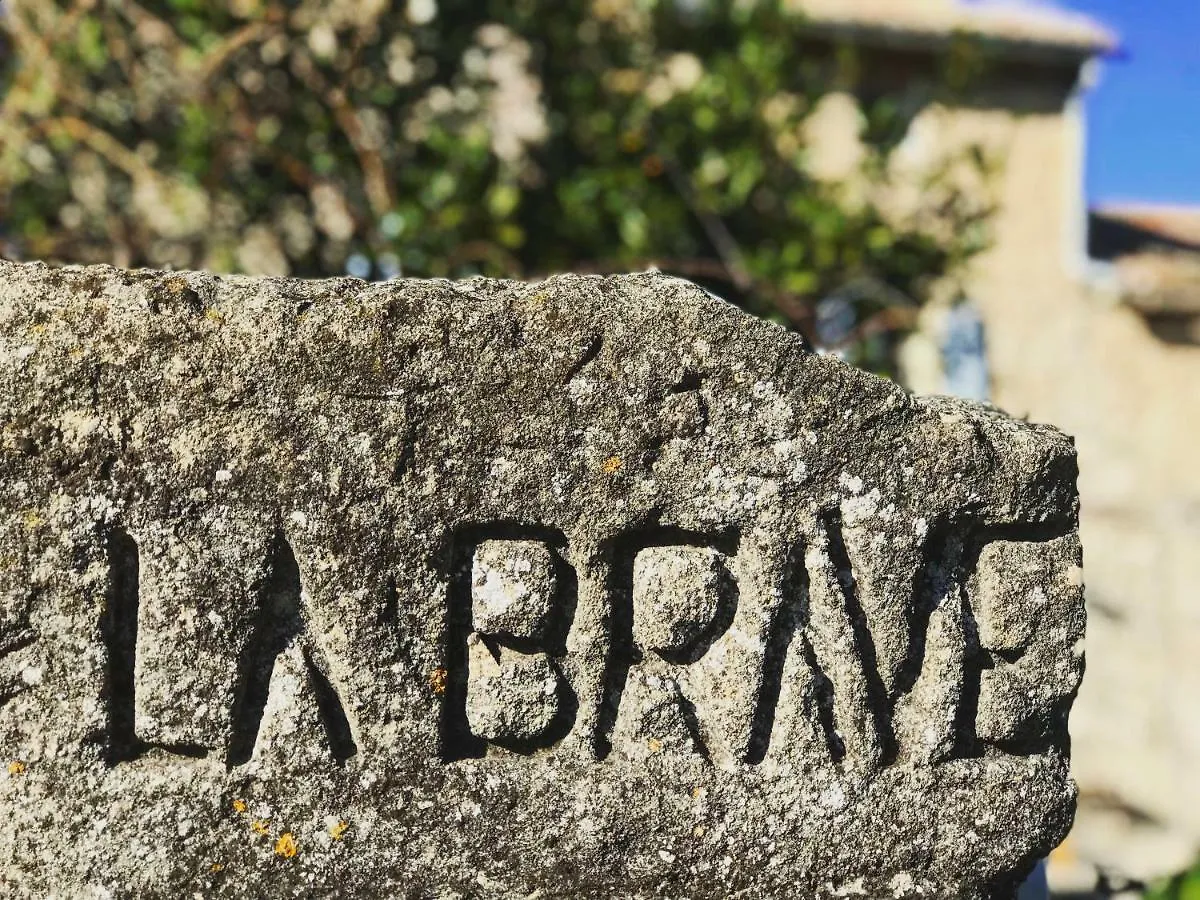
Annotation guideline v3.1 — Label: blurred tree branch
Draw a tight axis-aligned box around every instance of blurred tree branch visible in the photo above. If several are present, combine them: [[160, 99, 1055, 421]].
[[0, 0, 1001, 370]]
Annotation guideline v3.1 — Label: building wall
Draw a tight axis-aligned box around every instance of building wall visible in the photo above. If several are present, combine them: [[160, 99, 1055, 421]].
[[899, 69, 1200, 882], [802, 38, 1200, 879]]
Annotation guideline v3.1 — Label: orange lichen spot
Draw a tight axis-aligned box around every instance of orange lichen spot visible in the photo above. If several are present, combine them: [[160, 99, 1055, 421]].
[[210, 863, 225, 873], [330, 820, 350, 841], [601, 456, 623, 475], [231, 799, 248, 814], [274, 832, 298, 858], [1049, 838, 1077, 865], [429, 667, 448, 696], [647, 738, 663, 753], [691, 786, 703, 798], [251, 819, 271, 836], [7, 760, 27, 776]]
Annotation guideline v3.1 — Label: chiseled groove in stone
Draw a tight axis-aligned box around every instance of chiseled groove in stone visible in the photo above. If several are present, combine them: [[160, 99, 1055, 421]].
[[102, 526, 140, 764]]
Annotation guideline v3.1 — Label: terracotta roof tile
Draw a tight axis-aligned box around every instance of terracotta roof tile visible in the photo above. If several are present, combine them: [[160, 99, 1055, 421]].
[[1095, 205, 1200, 250], [1089, 206, 1200, 316]]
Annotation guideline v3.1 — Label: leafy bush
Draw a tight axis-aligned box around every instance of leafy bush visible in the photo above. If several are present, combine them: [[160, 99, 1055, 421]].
[[1146, 864, 1200, 900], [0, 0, 998, 370]]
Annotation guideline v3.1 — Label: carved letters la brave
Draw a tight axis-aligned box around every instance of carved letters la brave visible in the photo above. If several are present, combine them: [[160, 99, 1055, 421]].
[[0, 263, 1084, 899]]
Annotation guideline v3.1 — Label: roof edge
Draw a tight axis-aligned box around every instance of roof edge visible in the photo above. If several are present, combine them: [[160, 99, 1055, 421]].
[[792, 1, 1117, 61]]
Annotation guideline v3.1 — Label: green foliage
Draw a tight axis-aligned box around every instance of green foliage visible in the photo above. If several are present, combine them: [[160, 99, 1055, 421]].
[[1147, 863, 1200, 900], [0, 0, 999, 370]]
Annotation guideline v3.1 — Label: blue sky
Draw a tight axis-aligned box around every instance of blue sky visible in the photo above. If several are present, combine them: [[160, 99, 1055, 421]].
[[1054, 0, 1200, 206]]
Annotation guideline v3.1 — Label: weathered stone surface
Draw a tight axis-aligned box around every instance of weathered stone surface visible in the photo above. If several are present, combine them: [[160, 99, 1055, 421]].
[[0, 261, 1085, 898], [471, 539, 557, 640], [632, 545, 733, 657]]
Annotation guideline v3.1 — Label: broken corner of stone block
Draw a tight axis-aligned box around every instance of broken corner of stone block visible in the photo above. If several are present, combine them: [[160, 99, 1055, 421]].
[[0, 261, 1084, 898]]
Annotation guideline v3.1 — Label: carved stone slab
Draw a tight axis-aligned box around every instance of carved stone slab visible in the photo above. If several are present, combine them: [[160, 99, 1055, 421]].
[[0, 262, 1084, 898]]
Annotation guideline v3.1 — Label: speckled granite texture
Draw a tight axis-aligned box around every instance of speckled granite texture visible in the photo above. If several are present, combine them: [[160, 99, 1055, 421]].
[[0, 262, 1085, 898]]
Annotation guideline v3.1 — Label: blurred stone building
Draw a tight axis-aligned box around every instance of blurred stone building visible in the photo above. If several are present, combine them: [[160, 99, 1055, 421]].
[[792, 0, 1200, 890]]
